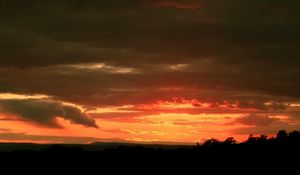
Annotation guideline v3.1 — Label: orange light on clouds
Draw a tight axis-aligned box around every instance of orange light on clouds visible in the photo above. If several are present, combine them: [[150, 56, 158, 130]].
[[0, 93, 50, 100], [0, 93, 295, 144]]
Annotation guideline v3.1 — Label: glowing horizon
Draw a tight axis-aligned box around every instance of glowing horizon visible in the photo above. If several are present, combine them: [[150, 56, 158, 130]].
[[0, 93, 298, 144]]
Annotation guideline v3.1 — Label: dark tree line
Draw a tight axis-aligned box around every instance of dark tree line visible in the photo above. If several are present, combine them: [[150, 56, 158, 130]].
[[1, 129, 300, 169], [201, 130, 300, 146]]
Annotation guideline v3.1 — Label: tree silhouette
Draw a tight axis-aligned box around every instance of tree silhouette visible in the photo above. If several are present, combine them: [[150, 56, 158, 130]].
[[203, 138, 220, 146], [289, 130, 300, 144], [276, 130, 288, 142], [259, 135, 268, 142], [223, 137, 236, 145], [245, 134, 256, 144], [1, 129, 300, 166]]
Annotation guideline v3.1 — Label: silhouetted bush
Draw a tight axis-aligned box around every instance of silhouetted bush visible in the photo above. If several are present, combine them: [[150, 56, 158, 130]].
[[288, 130, 300, 144], [277, 130, 288, 141], [223, 137, 236, 145], [202, 138, 220, 147]]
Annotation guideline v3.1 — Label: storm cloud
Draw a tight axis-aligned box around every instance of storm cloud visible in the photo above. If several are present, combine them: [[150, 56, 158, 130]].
[[0, 99, 98, 128], [0, 0, 299, 68], [0, 0, 299, 105]]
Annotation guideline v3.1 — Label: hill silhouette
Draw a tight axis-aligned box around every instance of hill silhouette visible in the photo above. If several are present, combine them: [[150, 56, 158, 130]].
[[1, 130, 300, 170]]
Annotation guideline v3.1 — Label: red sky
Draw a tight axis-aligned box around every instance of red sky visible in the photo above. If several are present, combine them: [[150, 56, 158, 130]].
[[0, 93, 299, 144]]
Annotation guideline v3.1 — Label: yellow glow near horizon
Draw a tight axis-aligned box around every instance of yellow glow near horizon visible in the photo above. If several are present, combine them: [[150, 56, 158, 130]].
[[0, 94, 297, 144], [0, 93, 50, 100]]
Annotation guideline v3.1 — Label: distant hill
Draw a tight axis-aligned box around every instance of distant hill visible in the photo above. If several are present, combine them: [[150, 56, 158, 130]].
[[0, 130, 300, 170]]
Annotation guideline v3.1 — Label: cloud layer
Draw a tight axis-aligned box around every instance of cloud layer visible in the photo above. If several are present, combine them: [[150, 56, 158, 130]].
[[0, 0, 299, 105]]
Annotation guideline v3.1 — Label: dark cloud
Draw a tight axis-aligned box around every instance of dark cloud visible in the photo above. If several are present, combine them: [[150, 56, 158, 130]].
[[234, 121, 300, 135], [288, 111, 300, 121], [0, 65, 296, 108], [0, 0, 299, 67], [268, 102, 289, 111], [236, 100, 268, 111], [236, 101, 289, 111], [146, 0, 206, 10], [235, 113, 278, 126], [0, 99, 98, 128], [0, 0, 299, 107]]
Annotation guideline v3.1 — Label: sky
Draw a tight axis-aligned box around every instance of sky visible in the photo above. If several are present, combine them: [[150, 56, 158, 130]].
[[0, 0, 300, 144]]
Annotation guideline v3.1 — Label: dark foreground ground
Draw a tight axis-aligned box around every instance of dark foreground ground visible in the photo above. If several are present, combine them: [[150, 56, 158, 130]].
[[0, 130, 299, 172]]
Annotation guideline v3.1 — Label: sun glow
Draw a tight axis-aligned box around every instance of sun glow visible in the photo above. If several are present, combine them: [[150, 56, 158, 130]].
[[0, 95, 297, 144]]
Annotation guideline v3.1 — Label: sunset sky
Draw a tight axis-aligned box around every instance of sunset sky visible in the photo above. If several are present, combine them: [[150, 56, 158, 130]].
[[0, 0, 300, 144]]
